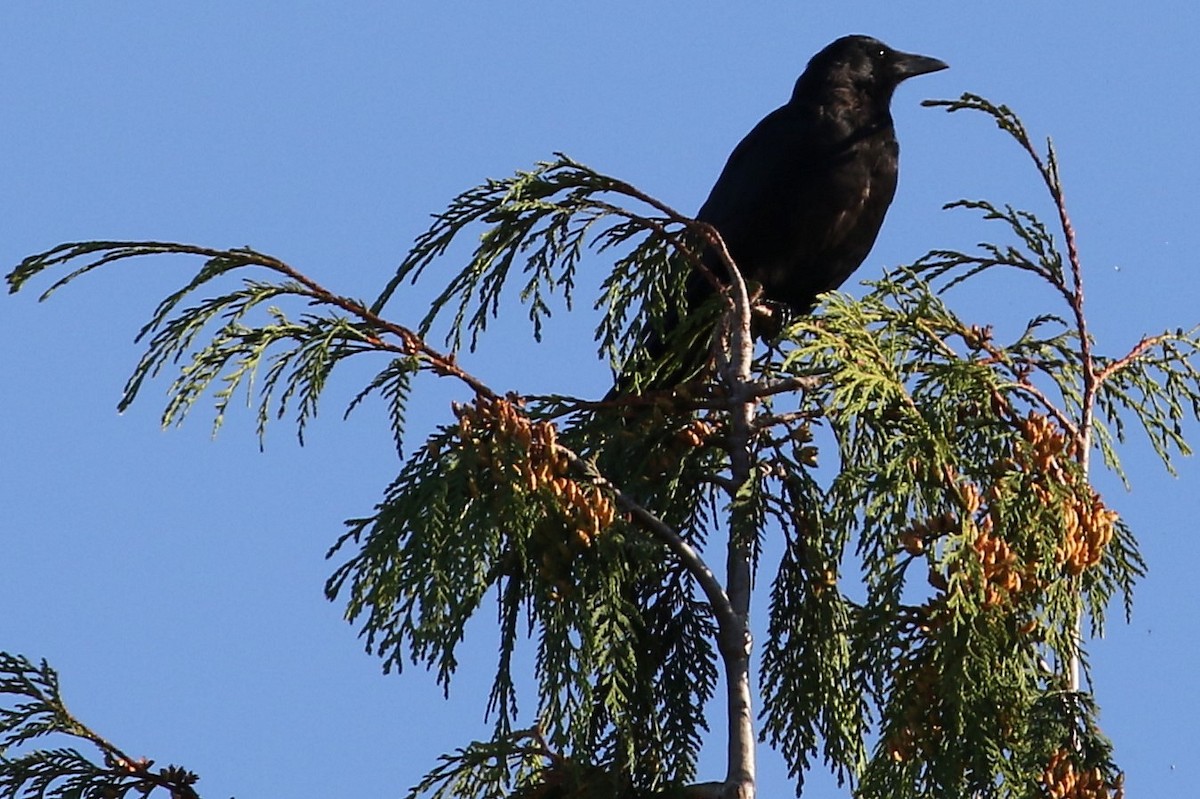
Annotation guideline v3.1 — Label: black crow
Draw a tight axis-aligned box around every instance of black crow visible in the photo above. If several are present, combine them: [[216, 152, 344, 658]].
[[621, 35, 947, 392]]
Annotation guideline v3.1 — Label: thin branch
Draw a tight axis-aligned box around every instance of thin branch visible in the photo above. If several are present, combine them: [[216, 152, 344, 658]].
[[1095, 332, 1173, 384], [1006, 381, 1081, 440], [748, 374, 825, 399], [751, 410, 820, 434], [248, 250, 499, 399]]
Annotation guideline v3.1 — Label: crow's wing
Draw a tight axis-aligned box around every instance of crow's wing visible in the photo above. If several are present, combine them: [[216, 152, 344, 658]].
[[696, 104, 899, 313]]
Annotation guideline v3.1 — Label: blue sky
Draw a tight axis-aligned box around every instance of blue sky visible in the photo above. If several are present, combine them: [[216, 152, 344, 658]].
[[2, 3, 1197, 797]]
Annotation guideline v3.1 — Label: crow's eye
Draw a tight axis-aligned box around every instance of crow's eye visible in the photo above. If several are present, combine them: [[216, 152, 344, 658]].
[[877, 48, 887, 59]]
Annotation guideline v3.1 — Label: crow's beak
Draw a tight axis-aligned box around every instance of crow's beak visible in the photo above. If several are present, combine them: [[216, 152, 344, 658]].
[[893, 51, 949, 81]]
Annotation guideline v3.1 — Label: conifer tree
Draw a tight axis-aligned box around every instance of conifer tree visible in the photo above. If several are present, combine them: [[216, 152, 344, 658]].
[[4, 96, 1197, 799]]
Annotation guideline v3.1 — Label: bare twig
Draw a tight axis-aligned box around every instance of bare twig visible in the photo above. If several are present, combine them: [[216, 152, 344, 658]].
[[1095, 332, 1173, 384]]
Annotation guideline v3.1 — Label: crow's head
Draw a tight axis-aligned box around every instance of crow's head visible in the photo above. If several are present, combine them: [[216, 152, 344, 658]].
[[794, 35, 947, 109]]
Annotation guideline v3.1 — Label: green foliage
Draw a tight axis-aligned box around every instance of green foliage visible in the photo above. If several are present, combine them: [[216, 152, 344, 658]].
[[324, 395, 720, 788], [7, 242, 422, 450], [0, 655, 74, 753], [403, 729, 550, 799], [5, 93, 1199, 799], [759, 474, 866, 791], [375, 153, 714, 388], [1092, 331, 1200, 477], [750, 265, 1150, 797], [0, 654, 199, 799]]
